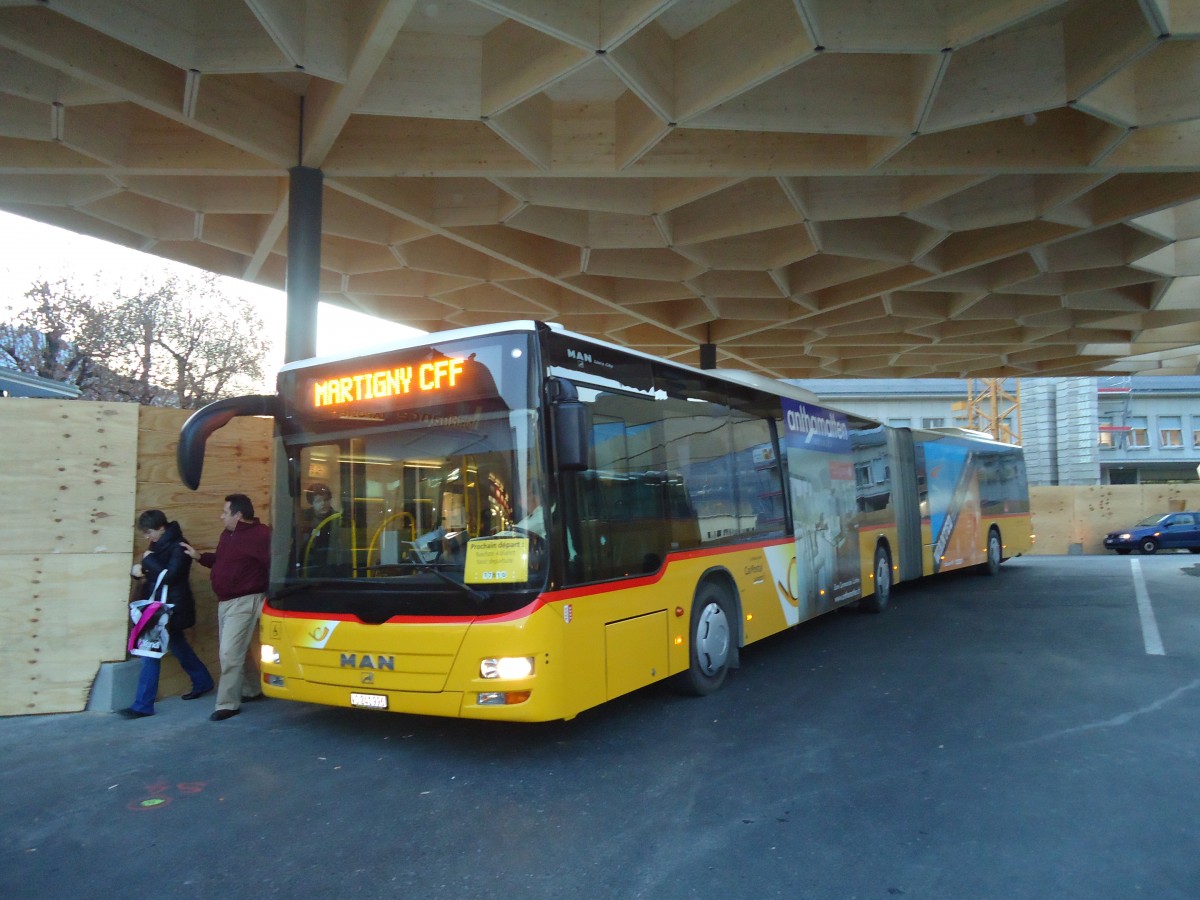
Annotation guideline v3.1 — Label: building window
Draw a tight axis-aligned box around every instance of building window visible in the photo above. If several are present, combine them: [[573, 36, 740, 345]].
[[921, 417, 945, 428], [1192, 417, 1200, 448], [1098, 415, 1115, 449], [888, 418, 911, 428], [1128, 416, 1149, 449], [1159, 416, 1183, 448]]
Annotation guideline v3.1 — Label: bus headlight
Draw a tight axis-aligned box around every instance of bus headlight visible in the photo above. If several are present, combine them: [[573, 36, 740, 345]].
[[480, 656, 534, 679], [261, 643, 281, 665]]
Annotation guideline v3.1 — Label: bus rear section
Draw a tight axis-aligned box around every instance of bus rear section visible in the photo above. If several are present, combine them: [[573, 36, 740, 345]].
[[910, 428, 1033, 576], [781, 413, 1033, 614]]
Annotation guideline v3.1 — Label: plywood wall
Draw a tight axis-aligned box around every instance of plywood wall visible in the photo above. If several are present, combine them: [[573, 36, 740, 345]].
[[134, 407, 273, 699], [0, 401, 272, 717], [1030, 485, 1200, 555], [0, 401, 138, 715]]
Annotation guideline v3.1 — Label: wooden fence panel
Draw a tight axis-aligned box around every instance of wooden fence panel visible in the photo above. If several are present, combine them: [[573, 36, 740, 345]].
[[0, 401, 138, 715], [0, 553, 131, 714], [1028, 485, 1200, 554], [133, 407, 272, 699], [0, 401, 273, 715]]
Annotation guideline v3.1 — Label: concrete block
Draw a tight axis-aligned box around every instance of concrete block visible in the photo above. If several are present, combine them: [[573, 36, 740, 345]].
[[86, 660, 140, 712]]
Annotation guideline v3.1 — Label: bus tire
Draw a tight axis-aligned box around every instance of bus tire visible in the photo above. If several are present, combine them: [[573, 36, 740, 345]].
[[677, 584, 734, 696], [981, 527, 1002, 576], [860, 544, 892, 614]]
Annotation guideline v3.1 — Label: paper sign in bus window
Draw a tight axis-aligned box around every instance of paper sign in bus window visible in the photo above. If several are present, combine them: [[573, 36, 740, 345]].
[[465, 537, 529, 583]]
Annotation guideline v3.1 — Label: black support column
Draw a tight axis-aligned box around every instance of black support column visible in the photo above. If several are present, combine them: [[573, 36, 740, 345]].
[[699, 342, 717, 370], [284, 165, 323, 363]]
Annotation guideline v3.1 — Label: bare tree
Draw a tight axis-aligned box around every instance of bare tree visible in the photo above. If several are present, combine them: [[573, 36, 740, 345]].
[[0, 280, 124, 398], [2, 274, 274, 408]]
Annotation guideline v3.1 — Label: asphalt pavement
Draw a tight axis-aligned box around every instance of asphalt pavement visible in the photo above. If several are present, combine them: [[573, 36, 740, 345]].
[[2, 554, 1198, 899]]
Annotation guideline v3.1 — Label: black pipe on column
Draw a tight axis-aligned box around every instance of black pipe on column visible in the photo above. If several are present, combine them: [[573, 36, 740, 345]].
[[285, 165, 323, 363], [699, 342, 717, 370]]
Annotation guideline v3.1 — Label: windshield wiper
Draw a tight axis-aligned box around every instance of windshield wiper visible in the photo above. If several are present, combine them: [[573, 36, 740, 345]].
[[361, 562, 488, 604], [417, 565, 490, 605], [270, 580, 340, 601]]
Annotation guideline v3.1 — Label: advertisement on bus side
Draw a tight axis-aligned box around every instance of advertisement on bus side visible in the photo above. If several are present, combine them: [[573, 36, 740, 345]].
[[921, 441, 982, 573], [781, 399, 863, 619]]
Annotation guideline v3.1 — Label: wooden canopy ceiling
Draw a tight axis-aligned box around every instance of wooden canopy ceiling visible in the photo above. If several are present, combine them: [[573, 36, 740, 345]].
[[3, 0, 1200, 377]]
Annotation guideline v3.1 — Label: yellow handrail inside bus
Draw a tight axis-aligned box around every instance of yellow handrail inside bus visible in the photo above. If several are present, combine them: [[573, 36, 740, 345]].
[[366, 511, 416, 571], [302, 512, 343, 569]]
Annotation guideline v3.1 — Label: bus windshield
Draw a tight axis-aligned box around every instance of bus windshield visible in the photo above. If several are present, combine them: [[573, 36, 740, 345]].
[[271, 331, 546, 617]]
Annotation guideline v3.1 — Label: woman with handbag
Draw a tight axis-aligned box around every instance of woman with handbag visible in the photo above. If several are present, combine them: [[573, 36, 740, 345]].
[[118, 510, 214, 719]]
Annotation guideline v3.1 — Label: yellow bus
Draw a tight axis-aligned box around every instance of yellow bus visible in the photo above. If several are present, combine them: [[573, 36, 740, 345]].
[[178, 320, 1032, 721]]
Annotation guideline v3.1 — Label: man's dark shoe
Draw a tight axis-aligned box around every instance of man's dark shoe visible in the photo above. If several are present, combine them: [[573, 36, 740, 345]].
[[117, 708, 152, 719], [240, 693, 265, 702], [181, 688, 213, 700], [210, 709, 240, 721]]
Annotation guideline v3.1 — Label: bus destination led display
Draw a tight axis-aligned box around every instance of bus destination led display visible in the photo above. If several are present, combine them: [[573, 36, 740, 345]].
[[310, 358, 466, 409]]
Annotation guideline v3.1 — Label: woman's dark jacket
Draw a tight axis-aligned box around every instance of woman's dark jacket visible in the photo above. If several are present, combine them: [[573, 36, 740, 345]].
[[137, 520, 196, 633]]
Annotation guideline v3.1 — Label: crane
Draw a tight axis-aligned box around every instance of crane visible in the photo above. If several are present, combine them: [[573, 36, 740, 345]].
[[960, 379, 1021, 444]]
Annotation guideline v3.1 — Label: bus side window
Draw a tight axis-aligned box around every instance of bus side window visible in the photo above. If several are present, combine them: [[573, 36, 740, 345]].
[[660, 396, 733, 548]]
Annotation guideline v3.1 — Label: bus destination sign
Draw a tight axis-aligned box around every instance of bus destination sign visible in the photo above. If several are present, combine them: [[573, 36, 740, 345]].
[[310, 357, 466, 410]]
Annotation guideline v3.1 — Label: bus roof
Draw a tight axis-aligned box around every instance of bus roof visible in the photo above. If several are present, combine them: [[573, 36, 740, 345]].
[[277, 319, 547, 373], [278, 319, 818, 404], [923, 425, 1024, 448]]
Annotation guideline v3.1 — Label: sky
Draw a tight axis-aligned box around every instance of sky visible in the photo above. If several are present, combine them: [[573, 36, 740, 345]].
[[0, 210, 422, 384]]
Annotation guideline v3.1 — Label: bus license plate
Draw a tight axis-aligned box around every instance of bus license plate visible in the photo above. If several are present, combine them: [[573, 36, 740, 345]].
[[350, 692, 388, 710]]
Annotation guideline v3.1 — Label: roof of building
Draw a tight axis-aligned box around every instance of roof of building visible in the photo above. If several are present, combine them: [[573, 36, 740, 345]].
[[2, 3, 1200, 379], [0, 367, 82, 399], [794, 376, 1200, 401]]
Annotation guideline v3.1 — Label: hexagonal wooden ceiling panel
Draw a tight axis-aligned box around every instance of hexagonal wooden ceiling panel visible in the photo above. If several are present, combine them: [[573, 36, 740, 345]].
[[3, 0, 1200, 377]]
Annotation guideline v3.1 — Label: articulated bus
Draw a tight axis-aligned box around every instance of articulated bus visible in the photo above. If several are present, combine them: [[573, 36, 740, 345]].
[[178, 320, 1032, 722]]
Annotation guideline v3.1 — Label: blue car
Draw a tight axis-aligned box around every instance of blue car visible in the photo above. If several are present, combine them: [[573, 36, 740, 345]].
[[1103, 512, 1200, 555]]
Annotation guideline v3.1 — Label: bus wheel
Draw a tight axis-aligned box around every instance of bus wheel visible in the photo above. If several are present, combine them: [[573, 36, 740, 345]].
[[678, 585, 733, 696], [861, 545, 892, 614], [982, 527, 1002, 576]]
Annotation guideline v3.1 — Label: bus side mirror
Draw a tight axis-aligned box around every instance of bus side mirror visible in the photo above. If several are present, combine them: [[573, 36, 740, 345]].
[[178, 394, 279, 489], [547, 377, 589, 472]]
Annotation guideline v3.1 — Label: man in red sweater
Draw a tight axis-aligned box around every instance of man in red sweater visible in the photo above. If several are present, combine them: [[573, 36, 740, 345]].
[[183, 493, 272, 722]]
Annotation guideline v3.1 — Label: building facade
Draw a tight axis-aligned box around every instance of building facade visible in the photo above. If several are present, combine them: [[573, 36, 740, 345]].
[[792, 377, 1200, 487]]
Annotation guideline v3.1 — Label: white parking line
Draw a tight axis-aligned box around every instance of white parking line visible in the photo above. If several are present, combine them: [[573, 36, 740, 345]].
[[1130, 558, 1165, 656]]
